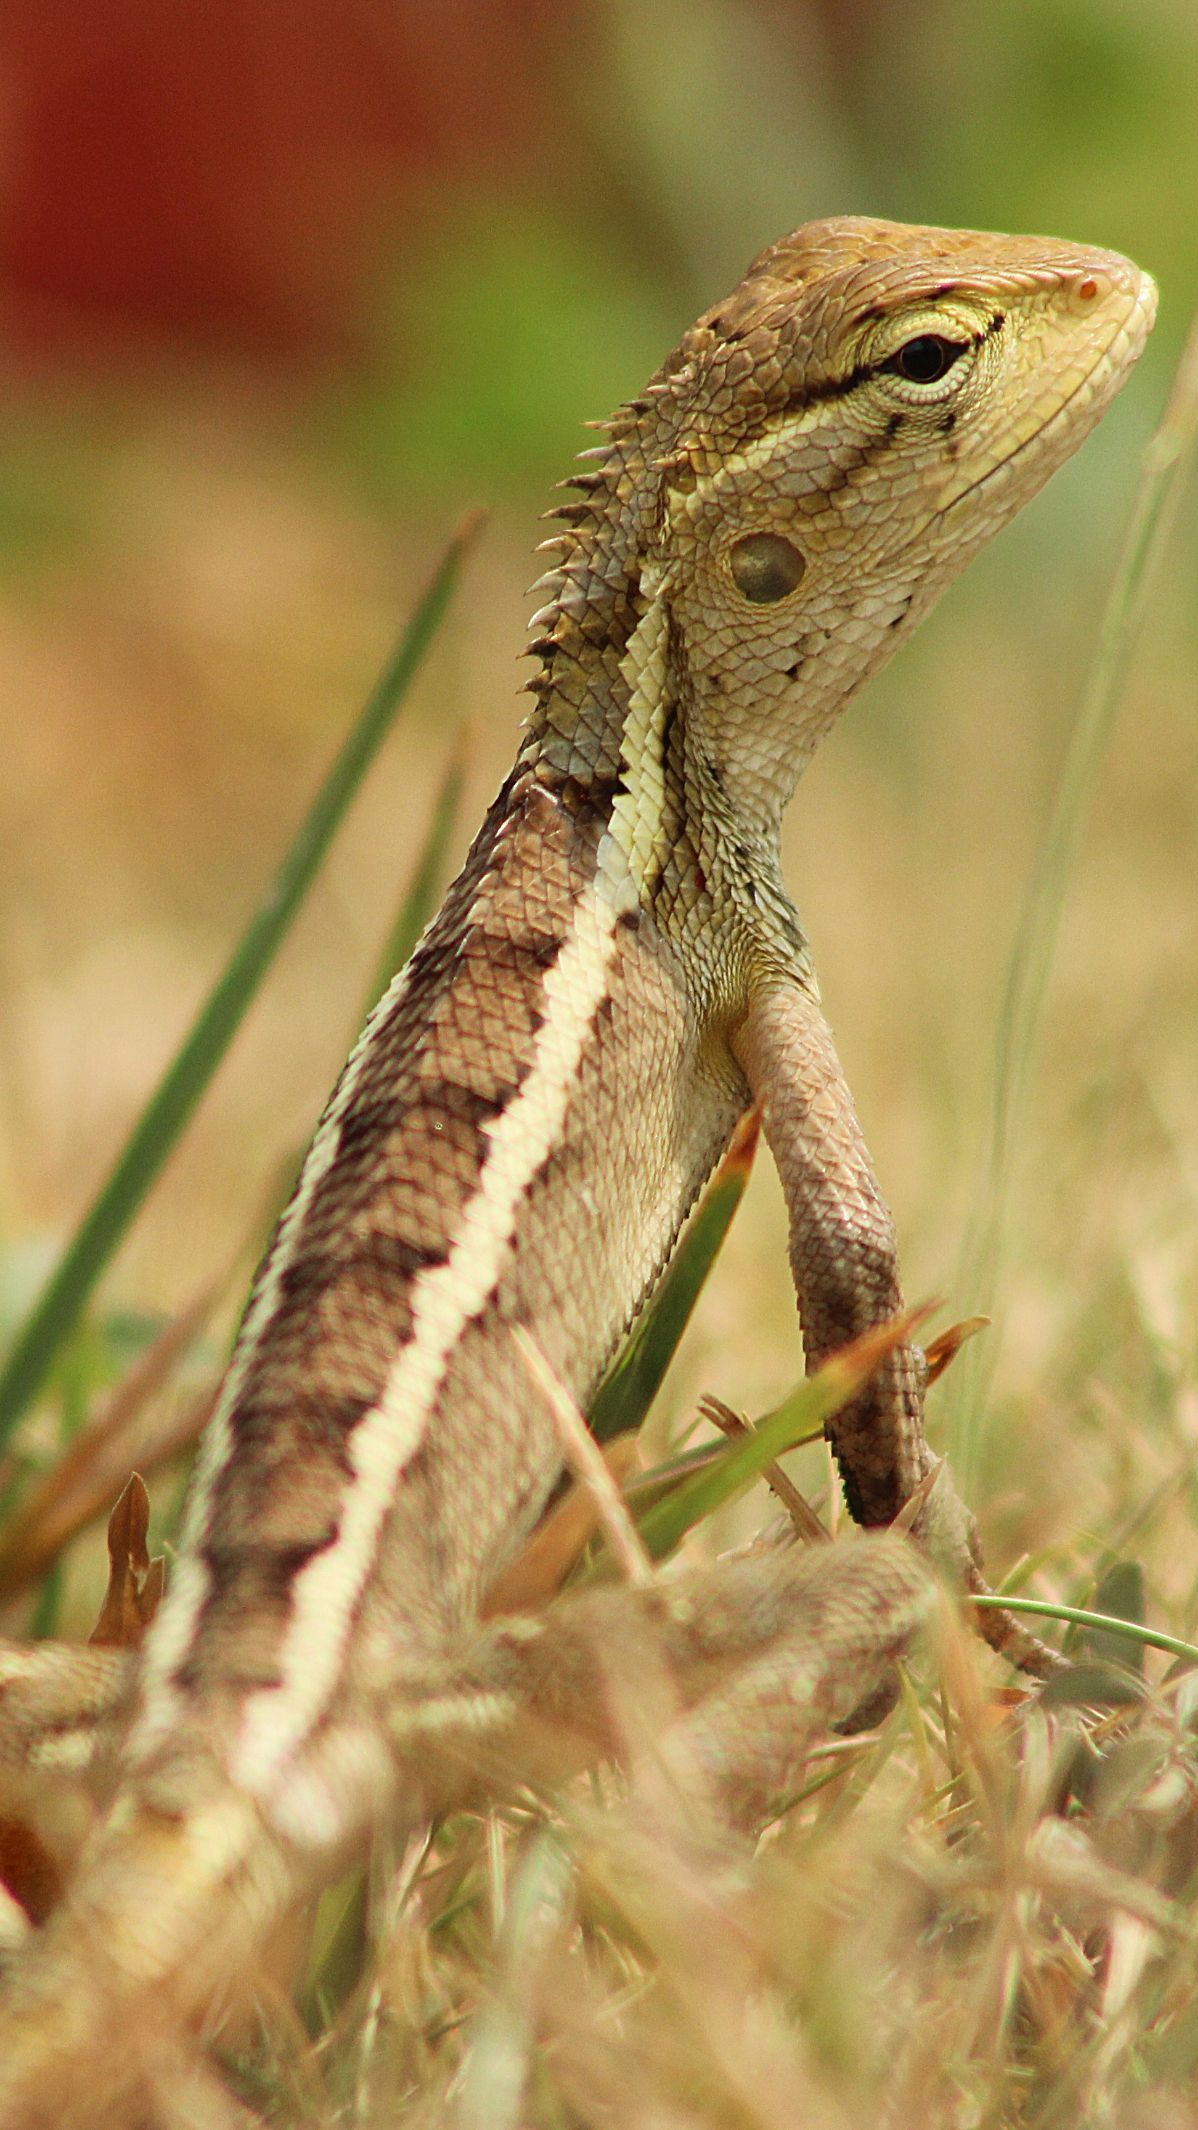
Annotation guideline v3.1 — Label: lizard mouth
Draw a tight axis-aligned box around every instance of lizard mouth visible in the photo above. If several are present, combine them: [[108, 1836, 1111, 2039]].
[[935, 273, 1158, 523]]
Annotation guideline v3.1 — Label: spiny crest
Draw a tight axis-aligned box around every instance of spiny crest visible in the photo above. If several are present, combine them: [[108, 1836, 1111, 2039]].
[[522, 422, 671, 681], [521, 305, 792, 677]]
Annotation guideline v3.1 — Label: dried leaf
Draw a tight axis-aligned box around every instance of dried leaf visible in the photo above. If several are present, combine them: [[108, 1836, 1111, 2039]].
[[88, 1474, 166, 1649], [924, 1316, 990, 1386]]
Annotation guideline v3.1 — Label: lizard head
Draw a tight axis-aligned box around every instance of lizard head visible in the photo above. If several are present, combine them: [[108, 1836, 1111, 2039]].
[[649, 216, 1156, 832], [529, 217, 1155, 847]]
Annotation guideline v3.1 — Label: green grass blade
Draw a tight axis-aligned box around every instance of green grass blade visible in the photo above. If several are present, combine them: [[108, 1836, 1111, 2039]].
[[587, 1110, 760, 1444], [952, 314, 1198, 1482], [623, 1437, 739, 1502], [0, 519, 479, 1451], [364, 729, 468, 1013], [617, 1315, 911, 1565], [971, 1593, 1198, 1670]]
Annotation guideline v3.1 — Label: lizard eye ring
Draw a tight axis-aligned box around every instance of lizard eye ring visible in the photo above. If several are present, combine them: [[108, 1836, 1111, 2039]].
[[884, 334, 969, 386], [729, 531, 807, 603]]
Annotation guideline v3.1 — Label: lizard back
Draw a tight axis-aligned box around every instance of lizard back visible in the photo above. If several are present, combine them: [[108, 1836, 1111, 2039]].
[[131, 754, 748, 1828]]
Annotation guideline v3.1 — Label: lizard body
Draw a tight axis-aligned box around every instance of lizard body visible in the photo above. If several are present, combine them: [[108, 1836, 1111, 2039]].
[[0, 217, 1154, 2124]]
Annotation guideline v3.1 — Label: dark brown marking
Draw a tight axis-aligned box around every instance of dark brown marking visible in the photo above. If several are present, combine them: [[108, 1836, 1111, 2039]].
[[205, 1536, 335, 1590], [780, 360, 877, 417], [275, 1232, 441, 1310], [431, 1081, 508, 1130], [659, 694, 680, 767]]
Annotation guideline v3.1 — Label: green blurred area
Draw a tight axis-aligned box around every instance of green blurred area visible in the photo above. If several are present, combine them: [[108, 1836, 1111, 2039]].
[[340, 0, 1196, 511], [3, 0, 1196, 533]]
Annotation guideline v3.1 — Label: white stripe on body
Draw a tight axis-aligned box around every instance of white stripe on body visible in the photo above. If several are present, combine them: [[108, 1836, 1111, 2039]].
[[133, 953, 423, 1758], [227, 881, 626, 1801], [136, 596, 670, 1795]]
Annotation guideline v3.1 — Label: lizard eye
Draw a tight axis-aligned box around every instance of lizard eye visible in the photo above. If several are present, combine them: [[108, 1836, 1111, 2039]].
[[729, 531, 806, 604], [884, 334, 968, 386]]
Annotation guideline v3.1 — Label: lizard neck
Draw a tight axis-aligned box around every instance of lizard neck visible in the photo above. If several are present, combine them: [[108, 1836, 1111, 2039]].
[[518, 411, 856, 879], [519, 452, 811, 980], [523, 559, 809, 989], [521, 432, 766, 831]]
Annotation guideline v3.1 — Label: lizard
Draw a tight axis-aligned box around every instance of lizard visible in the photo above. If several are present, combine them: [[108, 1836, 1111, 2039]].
[[0, 215, 1155, 2125]]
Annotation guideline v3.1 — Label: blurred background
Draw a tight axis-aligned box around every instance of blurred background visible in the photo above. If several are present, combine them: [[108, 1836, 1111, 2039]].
[[0, 0, 1195, 1606]]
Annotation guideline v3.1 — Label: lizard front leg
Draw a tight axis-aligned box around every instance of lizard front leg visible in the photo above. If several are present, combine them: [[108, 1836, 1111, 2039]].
[[733, 977, 931, 1528], [732, 976, 1060, 1676]]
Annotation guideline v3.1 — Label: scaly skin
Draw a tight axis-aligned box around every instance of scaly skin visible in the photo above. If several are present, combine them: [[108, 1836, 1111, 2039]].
[[0, 218, 1155, 2125]]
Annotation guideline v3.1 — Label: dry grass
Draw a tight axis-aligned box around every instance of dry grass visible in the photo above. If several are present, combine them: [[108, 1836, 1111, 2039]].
[[320, 1625, 1198, 2130]]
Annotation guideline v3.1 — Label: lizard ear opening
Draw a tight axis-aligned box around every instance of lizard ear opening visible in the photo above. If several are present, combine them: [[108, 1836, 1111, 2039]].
[[729, 531, 807, 604]]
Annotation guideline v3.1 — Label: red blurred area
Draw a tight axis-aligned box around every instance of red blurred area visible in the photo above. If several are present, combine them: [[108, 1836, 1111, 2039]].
[[0, 0, 554, 365]]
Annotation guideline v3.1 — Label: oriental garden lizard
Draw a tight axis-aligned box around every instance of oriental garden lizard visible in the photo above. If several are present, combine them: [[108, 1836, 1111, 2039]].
[[0, 216, 1155, 2126]]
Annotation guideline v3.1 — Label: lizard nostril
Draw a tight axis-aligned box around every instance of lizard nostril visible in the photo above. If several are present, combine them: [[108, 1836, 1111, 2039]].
[[1066, 268, 1119, 315]]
